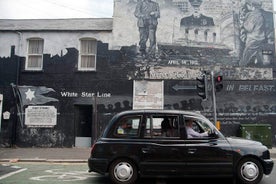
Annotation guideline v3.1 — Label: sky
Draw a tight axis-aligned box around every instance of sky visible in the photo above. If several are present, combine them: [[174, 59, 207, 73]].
[[0, 0, 275, 19], [0, 0, 113, 19]]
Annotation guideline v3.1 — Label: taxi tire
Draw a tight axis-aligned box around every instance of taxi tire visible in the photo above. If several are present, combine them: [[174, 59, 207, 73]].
[[236, 157, 263, 184], [109, 158, 138, 184]]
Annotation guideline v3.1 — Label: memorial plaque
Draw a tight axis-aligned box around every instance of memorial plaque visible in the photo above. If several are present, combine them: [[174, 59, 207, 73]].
[[25, 106, 57, 127]]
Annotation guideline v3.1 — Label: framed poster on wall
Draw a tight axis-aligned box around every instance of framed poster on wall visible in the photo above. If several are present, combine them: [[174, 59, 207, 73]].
[[133, 80, 164, 110], [25, 106, 57, 127]]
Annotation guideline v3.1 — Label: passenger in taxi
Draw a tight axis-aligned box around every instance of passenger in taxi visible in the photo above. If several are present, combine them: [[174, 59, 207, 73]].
[[161, 117, 172, 136]]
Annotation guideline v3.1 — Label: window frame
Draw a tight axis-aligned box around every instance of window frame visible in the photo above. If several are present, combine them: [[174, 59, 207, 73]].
[[144, 114, 180, 139], [26, 38, 44, 71], [78, 38, 97, 71], [182, 115, 222, 140], [112, 115, 142, 138]]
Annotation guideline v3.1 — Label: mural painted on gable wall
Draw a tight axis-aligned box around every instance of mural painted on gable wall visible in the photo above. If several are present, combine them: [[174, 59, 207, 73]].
[[112, 0, 275, 80], [110, 0, 276, 139]]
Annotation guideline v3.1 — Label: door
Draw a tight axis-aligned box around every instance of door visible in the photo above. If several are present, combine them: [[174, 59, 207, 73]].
[[184, 139, 233, 176], [74, 105, 92, 147], [183, 117, 233, 176], [140, 114, 186, 176]]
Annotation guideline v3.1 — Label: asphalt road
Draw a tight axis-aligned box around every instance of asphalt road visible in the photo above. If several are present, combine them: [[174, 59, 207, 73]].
[[0, 162, 275, 184]]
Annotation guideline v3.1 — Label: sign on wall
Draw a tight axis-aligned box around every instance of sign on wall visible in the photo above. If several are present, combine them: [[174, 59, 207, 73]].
[[133, 80, 164, 110], [25, 106, 57, 127]]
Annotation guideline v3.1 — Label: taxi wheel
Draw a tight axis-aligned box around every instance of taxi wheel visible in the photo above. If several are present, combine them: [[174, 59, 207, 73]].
[[109, 158, 138, 184], [236, 157, 263, 184]]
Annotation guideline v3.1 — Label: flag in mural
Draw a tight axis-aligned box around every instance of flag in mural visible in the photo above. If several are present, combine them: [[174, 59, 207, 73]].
[[11, 83, 59, 126], [11, 84, 59, 107]]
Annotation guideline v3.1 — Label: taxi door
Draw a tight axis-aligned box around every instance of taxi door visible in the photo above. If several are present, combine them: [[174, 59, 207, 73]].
[[139, 114, 186, 176], [182, 117, 233, 176]]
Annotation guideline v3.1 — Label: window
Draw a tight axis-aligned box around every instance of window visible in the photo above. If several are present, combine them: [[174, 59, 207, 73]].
[[183, 116, 212, 139], [26, 38, 44, 70], [173, 1, 188, 12], [144, 115, 180, 138], [114, 116, 141, 137], [194, 29, 199, 41], [204, 30, 208, 42], [79, 38, 97, 71], [213, 32, 217, 43]]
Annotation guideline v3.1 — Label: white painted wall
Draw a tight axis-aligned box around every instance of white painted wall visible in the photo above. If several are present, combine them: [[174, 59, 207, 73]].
[[0, 31, 112, 57]]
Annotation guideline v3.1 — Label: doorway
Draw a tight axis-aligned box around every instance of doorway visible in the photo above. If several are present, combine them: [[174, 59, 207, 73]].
[[74, 105, 92, 147]]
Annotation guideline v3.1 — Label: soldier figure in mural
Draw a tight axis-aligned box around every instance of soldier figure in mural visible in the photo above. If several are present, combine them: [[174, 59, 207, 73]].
[[239, 0, 274, 66], [239, 0, 266, 66], [134, 0, 160, 57], [180, 0, 214, 27]]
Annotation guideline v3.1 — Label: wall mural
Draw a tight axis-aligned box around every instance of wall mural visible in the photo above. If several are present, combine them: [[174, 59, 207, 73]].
[[17, 128, 66, 147], [112, 0, 275, 80], [1, 1, 275, 147], [111, 0, 276, 143], [10, 83, 59, 127]]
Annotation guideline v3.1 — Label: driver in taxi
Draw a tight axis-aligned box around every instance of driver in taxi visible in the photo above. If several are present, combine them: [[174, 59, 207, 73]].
[[185, 119, 209, 138]]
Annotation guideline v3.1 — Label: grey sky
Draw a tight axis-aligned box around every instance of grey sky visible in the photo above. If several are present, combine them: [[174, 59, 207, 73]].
[[0, 0, 113, 19], [0, 0, 275, 19]]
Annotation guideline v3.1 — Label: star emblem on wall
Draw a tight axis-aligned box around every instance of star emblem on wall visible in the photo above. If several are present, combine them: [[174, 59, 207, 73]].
[[25, 89, 35, 101]]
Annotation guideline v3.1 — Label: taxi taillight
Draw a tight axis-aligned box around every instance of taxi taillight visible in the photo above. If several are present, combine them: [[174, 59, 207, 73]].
[[90, 143, 96, 154]]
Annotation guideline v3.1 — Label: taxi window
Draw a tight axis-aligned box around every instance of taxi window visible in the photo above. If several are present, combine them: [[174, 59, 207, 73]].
[[144, 115, 180, 138], [114, 116, 141, 137], [183, 115, 212, 139]]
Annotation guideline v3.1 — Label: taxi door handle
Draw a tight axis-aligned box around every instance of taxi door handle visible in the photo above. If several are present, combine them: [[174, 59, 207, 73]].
[[142, 148, 150, 154], [188, 148, 197, 154], [172, 148, 179, 152]]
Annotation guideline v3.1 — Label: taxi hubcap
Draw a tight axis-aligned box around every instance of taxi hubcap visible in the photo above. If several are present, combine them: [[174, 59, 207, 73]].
[[241, 161, 259, 181], [114, 162, 133, 181]]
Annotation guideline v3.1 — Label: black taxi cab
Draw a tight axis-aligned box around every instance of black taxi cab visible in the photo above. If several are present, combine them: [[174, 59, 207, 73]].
[[88, 109, 274, 184]]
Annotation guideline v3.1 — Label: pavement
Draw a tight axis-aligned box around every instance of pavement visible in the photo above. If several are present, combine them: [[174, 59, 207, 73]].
[[0, 147, 276, 163], [0, 147, 91, 163]]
